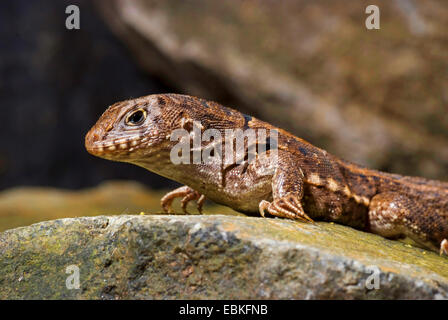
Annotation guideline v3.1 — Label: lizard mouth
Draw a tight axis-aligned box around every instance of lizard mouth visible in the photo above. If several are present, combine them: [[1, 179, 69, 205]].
[[85, 125, 144, 159], [85, 121, 167, 161], [85, 137, 144, 159]]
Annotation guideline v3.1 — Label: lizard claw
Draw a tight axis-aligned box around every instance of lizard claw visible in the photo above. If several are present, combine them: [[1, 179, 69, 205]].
[[181, 193, 205, 214], [161, 186, 205, 214], [259, 200, 269, 218], [440, 239, 448, 256], [258, 194, 314, 223]]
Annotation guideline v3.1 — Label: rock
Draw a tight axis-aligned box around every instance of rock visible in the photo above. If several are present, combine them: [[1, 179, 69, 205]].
[[0, 214, 447, 299], [96, 0, 448, 181]]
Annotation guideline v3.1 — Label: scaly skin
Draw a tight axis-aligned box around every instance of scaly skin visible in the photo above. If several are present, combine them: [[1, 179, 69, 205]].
[[85, 94, 448, 255]]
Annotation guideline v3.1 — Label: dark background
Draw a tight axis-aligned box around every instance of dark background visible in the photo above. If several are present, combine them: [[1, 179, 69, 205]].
[[0, 0, 177, 190]]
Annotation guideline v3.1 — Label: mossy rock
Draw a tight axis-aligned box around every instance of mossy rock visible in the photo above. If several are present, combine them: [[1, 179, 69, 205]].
[[0, 215, 447, 299]]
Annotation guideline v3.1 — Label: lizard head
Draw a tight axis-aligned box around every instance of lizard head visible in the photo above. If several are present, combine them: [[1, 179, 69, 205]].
[[85, 94, 173, 162], [85, 93, 243, 176]]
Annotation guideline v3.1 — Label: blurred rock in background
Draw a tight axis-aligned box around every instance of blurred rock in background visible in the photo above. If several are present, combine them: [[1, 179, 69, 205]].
[[97, 0, 448, 180]]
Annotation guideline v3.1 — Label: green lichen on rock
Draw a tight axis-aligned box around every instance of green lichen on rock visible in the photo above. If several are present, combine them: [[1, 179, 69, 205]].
[[0, 215, 447, 299]]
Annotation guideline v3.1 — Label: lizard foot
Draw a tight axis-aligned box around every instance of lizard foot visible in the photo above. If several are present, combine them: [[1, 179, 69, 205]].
[[259, 194, 314, 223], [161, 186, 206, 214], [440, 239, 448, 256]]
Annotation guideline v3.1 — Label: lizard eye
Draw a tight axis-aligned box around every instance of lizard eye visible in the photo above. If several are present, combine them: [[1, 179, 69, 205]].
[[126, 109, 146, 126]]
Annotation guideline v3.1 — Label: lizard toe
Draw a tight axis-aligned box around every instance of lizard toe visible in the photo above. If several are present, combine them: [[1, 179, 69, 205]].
[[180, 191, 203, 214], [440, 239, 448, 256], [197, 195, 206, 214], [259, 200, 270, 218], [161, 186, 205, 214], [258, 194, 314, 223]]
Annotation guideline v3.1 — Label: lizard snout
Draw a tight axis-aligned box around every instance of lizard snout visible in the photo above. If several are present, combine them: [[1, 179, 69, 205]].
[[85, 125, 105, 156]]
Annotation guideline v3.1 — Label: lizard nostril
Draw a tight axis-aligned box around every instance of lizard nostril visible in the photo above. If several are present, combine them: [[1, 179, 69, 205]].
[[85, 128, 101, 148], [87, 131, 99, 143]]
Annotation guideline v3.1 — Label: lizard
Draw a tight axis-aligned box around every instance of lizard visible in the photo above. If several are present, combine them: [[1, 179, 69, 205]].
[[85, 93, 448, 256]]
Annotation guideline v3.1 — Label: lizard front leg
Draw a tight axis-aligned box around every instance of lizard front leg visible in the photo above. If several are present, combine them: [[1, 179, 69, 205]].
[[368, 192, 448, 255], [259, 153, 313, 223], [161, 186, 206, 214]]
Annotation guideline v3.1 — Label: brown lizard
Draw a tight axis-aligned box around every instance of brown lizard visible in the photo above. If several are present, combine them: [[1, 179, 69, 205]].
[[85, 93, 448, 255]]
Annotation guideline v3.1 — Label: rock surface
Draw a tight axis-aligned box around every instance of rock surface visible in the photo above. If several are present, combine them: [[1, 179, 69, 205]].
[[1, 214, 447, 299]]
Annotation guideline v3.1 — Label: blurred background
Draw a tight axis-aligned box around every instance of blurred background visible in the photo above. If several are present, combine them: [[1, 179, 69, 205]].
[[1, 0, 447, 231]]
